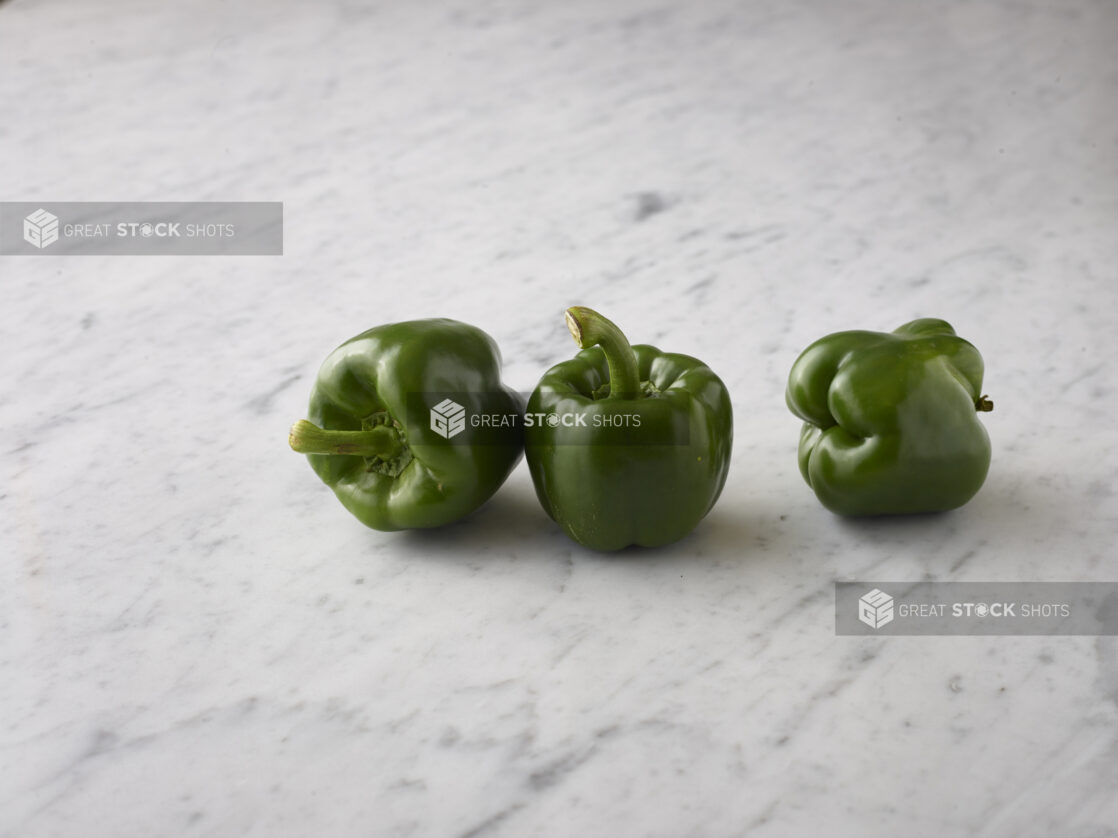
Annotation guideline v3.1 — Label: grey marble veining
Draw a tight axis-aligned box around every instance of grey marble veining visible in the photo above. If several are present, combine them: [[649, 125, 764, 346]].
[[2, 0, 1117, 835]]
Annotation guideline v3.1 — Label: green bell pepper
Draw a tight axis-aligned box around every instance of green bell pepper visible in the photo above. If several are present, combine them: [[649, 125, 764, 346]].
[[786, 318, 993, 516], [289, 319, 523, 530], [525, 307, 733, 551]]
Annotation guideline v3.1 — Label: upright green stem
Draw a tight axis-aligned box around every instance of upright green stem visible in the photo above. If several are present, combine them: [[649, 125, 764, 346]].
[[289, 419, 403, 459], [564, 306, 641, 399]]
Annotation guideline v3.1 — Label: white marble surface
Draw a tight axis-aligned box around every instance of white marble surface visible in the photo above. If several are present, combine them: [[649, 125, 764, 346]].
[[3, 0, 1118, 835]]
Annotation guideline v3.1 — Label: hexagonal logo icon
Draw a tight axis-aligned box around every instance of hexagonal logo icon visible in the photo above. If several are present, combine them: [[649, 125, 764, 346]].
[[430, 398, 466, 439], [858, 588, 894, 629], [24, 208, 60, 249]]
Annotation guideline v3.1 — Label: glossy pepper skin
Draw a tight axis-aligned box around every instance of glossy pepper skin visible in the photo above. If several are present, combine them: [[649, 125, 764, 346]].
[[786, 318, 993, 516], [289, 319, 523, 530], [525, 307, 733, 551]]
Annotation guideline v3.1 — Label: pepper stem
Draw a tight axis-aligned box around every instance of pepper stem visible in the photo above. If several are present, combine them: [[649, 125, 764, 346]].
[[564, 306, 641, 399], [288, 419, 403, 458], [976, 395, 994, 412]]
